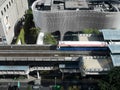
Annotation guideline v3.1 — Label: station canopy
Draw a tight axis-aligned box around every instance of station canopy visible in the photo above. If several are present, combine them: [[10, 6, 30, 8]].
[[108, 44, 120, 53], [101, 29, 120, 40], [111, 54, 120, 66], [0, 66, 29, 71]]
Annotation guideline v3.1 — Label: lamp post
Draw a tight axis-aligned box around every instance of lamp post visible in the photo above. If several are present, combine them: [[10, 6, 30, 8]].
[[55, 77, 56, 86], [62, 72, 64, 80], [17, 81, 20, 89]]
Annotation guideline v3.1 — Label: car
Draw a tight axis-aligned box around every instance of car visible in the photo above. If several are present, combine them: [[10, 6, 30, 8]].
[[32, 85, 41, 90]]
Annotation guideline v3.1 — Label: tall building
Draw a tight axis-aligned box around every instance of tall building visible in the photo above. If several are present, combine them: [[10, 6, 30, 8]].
[[32, 0, 120, 40], [0, 0, 28, 44]]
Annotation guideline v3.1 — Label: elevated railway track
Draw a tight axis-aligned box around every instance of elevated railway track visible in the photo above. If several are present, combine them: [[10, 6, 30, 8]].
[[0, 45, 108, 57], [0, 50, 107, 55]]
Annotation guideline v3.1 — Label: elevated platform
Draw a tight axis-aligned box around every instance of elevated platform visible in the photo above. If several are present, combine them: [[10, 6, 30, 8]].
[[0, 66, 29, 75], [81, 56, 112, 76], [0, 66, 29, 71], [0, 56, 79, 61]]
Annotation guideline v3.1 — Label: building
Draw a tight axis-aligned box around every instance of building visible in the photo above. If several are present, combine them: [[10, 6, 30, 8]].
[[0, 0, 28, 44], [32, 0, 120, 40]]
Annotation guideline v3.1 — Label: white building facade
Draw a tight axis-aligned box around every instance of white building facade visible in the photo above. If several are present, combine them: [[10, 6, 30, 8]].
[[32, 0, 120, 40], [0, 0, 28, 44]]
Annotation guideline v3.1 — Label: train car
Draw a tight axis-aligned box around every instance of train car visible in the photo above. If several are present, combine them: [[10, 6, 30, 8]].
[[57, 41, 108, 51], [58, 47, 108, 51], [58, 41, 108, 47]]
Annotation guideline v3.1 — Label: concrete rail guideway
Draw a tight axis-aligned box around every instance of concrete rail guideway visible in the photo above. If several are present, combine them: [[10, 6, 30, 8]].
[[0, 50, 108, 58], [0, 45, 108, 61]]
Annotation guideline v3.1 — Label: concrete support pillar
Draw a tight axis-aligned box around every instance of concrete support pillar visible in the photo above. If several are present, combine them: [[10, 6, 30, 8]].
[[27, 74, 30, 79], [60, 31, 65, 41], [62, 72, 64, 80], [61, 34, 64, 41], [37, 71, 40, 79]]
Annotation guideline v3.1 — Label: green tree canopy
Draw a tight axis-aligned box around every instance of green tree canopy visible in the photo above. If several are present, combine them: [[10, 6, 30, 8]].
[[82, 28, 100, 34], [44, 33, 57, 45], [99, 67, 120, 90], [23, 9, 40, 44], [16, 28, 25, 44], [29, 27, 40, 44], [24, 9, 34, 31]]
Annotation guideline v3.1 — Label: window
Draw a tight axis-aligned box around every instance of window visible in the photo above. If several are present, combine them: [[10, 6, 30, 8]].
[[4, 7, 6, 12], [6, 4, 9, 9], [9, 2, 11, 6], [1, 11, 3, 15], [11, 0, 13, 3]]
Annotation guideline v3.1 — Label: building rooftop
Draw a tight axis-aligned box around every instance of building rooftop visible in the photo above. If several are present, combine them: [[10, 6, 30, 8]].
[[44, 0, 51, 6], [65, 0, 88, 9], [33, 0, 120, 12], [81, 56, 112, 74]]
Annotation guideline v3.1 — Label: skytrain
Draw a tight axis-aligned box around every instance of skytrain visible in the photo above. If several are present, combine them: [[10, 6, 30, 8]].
[[57, 41, 119, 51]]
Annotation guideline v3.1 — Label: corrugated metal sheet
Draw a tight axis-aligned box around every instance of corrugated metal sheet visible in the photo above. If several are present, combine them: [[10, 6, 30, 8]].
[[108, 44, 120, 53], [111, 54, 120, 66], [102, 29, 120, 40]]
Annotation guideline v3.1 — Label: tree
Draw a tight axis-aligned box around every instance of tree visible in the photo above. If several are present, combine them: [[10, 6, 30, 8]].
[[16, 28, 25, 44], [29, 27, 40, 44], [108, 67, 120, 89], [24, 9, 34, 32], [27, 86, 32, 90], [82, 28, 100, 34], [53, 85, 61, 90], [23, 9, 41, 44], [98, 67, 120, 90], [44, 33, 57, 45]]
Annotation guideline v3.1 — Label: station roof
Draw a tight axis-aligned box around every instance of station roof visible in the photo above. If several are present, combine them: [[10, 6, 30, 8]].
[[0, 66, 29, 71], [101, 29, 120, 40], [110, 54, 120, 66], [108, 44, 120, 53]]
